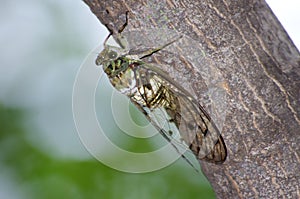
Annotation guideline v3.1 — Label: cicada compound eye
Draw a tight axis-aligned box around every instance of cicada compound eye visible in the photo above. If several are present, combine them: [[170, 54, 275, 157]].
[[108, 51, 118, 59]]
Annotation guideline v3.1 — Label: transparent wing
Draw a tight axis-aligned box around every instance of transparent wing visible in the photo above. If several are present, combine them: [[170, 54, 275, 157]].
[[130, 100, 200, 170], [130, 63, 227, 164]]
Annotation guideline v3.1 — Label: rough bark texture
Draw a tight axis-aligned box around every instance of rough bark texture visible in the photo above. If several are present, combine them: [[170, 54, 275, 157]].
[[82, 0, 300, 198]]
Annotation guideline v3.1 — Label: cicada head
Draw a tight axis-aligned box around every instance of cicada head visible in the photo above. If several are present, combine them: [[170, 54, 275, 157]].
[[95, 46, 119, 66], [96, 45, 130, 78]]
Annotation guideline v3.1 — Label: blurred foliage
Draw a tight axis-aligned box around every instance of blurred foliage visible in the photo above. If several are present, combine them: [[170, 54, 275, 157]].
[[0, 103, 215, 199]]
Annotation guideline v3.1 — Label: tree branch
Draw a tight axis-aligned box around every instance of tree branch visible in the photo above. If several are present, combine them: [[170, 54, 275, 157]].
[[82, 0, 300, 198]]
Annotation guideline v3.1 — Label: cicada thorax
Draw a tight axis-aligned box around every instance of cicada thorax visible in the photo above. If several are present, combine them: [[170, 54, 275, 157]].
[[103, 57, 129, 77], [104, 57, 137, 95], [128, 66, 174, 110]]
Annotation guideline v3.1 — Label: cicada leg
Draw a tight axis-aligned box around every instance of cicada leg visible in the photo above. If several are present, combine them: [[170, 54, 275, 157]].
[[115, 11, 130, 50], [138, 35, 183, 59], [103, 11, 130, 50]]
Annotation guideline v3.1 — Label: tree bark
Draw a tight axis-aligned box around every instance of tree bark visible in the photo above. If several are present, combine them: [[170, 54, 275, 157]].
[[82, 0, 300, 198]]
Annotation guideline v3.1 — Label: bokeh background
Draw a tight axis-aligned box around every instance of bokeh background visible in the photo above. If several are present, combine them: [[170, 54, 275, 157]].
[[0, 0, 299, 198]]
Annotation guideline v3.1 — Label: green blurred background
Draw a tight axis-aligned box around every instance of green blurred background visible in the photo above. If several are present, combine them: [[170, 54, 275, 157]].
[[0, 0, 298, 198]]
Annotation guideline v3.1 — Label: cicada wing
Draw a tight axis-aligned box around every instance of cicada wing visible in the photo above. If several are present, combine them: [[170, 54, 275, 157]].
[[140, 64, 227, 163], [129, 99, 200, 170], [129, 100, 188, 148], [174, 92, 227, 163]]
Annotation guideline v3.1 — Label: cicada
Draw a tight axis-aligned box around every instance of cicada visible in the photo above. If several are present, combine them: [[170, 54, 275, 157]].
[[96, 14, 227, 165]]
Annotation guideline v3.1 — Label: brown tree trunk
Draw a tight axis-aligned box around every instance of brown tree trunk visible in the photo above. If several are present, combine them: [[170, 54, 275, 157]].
[[82, 0, 300, 198]]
